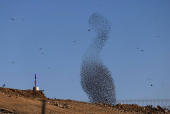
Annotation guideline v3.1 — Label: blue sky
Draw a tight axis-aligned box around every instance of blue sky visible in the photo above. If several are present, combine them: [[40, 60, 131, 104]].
[[0, 0, 170, 105]]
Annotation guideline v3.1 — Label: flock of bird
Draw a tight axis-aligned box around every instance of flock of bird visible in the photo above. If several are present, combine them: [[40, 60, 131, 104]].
[[10, 17, 91, 72], [8, 17, 164, 88], [138, 46, 163, 87]]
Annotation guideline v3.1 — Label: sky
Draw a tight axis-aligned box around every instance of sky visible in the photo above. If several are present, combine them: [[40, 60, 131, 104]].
[[0, 0, 170, 107]]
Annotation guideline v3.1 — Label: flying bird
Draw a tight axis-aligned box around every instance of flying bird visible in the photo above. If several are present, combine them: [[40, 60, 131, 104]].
[[12, 62, 14, 63], [2, 84, 5, 87], [137, 47, 138, 49], [88, 29, 90, 31], [157, 36, 159, 37], [147, 78, 151, 80], [11, 18, 14, 20], [151, 84, 153, 86], [73, 41, 77, 45], [48, 68, 50, 69], [39, 48, 42, 50], [41, 53, 44, 54], [22, 19, 24, 20], [140, 50, 145, 52]]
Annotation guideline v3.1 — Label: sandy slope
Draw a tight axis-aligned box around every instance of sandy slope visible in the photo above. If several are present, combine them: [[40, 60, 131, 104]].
[[0, 87, 169, 114]]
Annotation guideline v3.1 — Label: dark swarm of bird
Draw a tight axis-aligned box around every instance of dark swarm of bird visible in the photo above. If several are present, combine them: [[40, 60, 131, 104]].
[[80, 13, 116, 105]]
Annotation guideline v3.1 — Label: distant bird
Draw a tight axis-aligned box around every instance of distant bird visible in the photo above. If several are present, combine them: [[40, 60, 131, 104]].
[[151, 84, 153, 86], [147, 78, 151, 80], [22, 19, 24, 20], [41, 53, 44, 54], [48, 68, 50, 69], [39, 48, 42, 50], [140, 50, 145, 52], [73, 41, 77, 45], [11, 18, 14, 20], [157, 36, 159, 37], [137, 47, 138, 49], [143, 58, 145, 60], [88, 29, 90, 31], [100, 5, 101, 6], [162, 84, 164, 85], [12, 62, 14, 63], [2, 84, 5, 87]]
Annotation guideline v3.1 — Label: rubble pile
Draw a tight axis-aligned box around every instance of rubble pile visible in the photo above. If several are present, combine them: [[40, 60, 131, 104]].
[[96, 103, 170, 113]]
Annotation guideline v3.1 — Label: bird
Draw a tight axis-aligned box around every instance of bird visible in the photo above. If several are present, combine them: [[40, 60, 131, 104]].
[[22, 19, 24, 20], [73, 41, 77, 45], [12, 62, 14, 63], [140, 50, 145, 52], [157, 36, 159, 37], [151, 84, 153, 86], [11, 18, 14, 20], [88, 29, 90, 31], [48, 68, 50, 69], [137, 47, 138, 49], [41, 53, 44, 54], [147, 78, 151, 80], [2, 84, 5, 87], [39, 48, 42, 50], [100, 5, 101, 6]]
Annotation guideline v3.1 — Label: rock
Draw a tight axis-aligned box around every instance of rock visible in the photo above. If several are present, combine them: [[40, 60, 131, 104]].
[[164, 109, 168, 113]]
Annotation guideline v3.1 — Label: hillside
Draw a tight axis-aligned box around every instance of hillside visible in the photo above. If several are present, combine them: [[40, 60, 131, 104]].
[[0, 87, 169, 114]]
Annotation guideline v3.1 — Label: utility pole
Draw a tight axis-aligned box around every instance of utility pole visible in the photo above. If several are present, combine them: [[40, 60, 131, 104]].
[[35, 74, 36, 88]]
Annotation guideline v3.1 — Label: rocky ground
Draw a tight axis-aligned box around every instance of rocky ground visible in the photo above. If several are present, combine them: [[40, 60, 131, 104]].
[[0, 87, 169, 114]]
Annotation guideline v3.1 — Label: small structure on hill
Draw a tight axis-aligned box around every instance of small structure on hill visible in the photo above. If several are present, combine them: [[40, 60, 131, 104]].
[[33, 74, 39, 91], [33, 74, 44, 92]]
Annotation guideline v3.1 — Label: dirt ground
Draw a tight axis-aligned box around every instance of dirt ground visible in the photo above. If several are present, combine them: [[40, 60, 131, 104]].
[[0, 87, 169, 114]]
